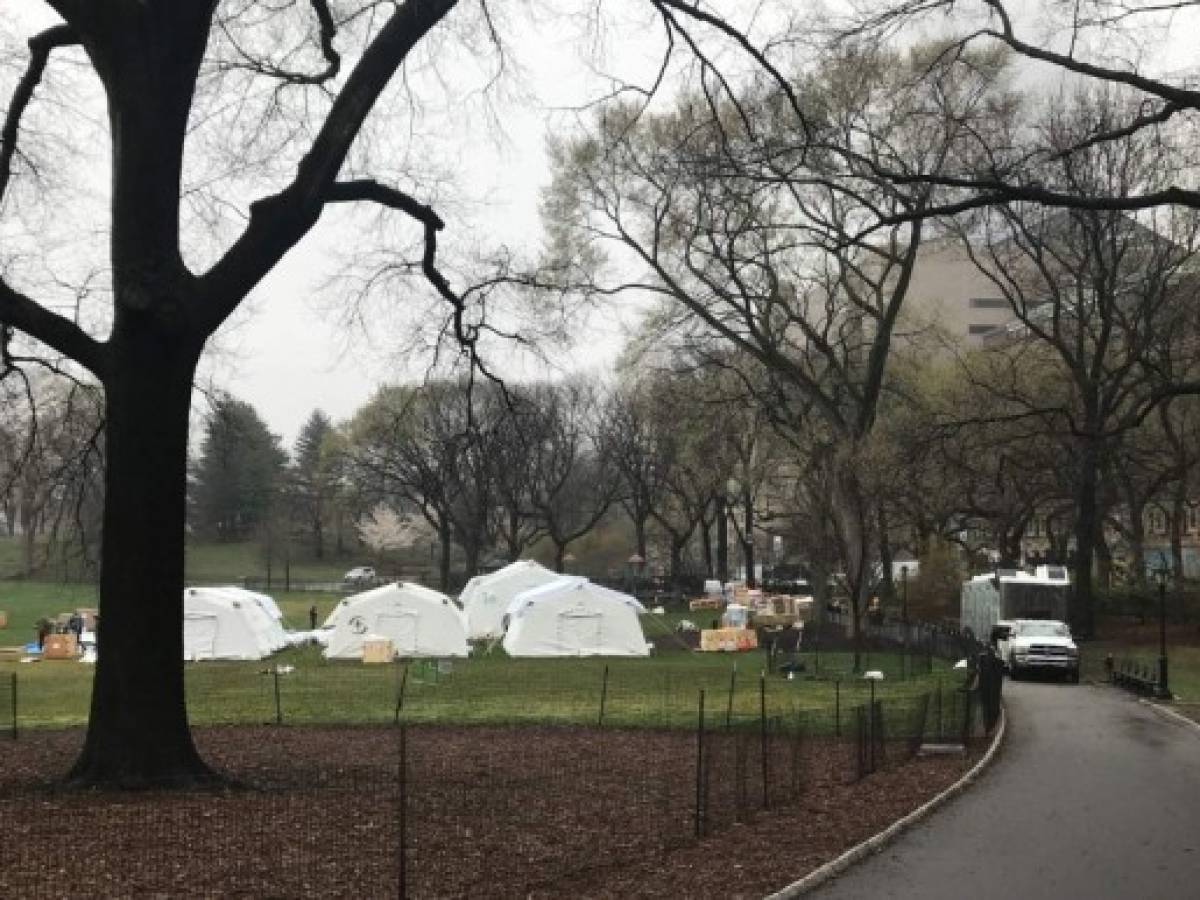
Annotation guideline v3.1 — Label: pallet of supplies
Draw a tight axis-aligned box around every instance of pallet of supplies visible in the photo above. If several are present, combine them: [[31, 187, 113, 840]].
[[42, 633, 78, 659], [699, 627, 758, 652], [361, 637, 394, 664]]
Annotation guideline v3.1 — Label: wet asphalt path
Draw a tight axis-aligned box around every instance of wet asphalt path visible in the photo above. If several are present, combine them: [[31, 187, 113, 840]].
[[810, 679, 1200, 899]]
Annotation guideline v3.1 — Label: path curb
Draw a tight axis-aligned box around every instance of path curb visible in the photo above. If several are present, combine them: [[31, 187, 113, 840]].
[[765, 705, 1008, 898], [1140, 699, 1200, 735]]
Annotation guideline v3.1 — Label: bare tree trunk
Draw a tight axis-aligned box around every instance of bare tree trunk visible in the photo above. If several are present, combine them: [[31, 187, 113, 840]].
[[1072, 441, 1100, 637], [438, 520, 452, 591], [742, 487, 756, 588], [877, 502, 895, 605], [700, 515, 714, 578], [716, 495, 729, 583], [69, 340, 212, 787], [1171, 485, 1186, 577]]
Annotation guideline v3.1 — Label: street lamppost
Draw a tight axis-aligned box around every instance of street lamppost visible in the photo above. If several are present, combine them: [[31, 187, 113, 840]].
[[1156, 565, 1171, 699], [627, 553, 645, 595], [900, 565, 909, 678]]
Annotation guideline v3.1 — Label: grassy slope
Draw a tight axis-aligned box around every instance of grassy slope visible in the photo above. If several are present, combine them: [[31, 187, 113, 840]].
[[184, 542, 357, 583], [1, 580, 959, 732]]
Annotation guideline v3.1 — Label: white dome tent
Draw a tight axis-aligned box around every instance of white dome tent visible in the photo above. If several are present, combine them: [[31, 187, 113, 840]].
[[501, 577, 650, 658], [458, 560, 561, 640], [323, 582, 469, 660], [183, 587, 288, 661]]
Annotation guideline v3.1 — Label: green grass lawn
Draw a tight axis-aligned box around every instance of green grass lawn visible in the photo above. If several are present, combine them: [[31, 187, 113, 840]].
[[0, 644, 962, 734], [1082, 640, 1200, 704], [0, 536, 363, 585], [0, 577, 963, 736]]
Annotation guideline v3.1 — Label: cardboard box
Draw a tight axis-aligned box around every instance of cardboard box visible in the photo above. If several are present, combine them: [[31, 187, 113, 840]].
[[42, 633, 78, 659], [688, 598, 724, 612], [362, 638, 394, 664]]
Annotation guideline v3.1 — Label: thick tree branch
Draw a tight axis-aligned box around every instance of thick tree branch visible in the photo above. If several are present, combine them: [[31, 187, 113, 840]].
[[977, 0, 1200, 112], [0, 280, 107, 377], [0, 23, 78, 207], [196, 0, 459, 334]]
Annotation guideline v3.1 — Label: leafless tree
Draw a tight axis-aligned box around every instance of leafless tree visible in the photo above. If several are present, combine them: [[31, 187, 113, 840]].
[[0, 0, 804, 785], [544, 41, 1010, 651]]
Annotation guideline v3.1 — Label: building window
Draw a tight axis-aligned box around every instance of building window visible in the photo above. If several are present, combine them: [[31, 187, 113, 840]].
[[968, 324, 996, 335], [970, 297, 1009, 309]]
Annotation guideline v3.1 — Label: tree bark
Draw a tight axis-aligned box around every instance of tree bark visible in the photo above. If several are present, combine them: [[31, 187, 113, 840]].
[[1071, 440, 1100, 638], [68, 338, 212, 788]]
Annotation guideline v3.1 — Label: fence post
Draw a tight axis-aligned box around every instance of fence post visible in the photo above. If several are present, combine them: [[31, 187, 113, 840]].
[[868, 679, 876, 774], [273, 667, 282, 725], [393, 662, 410, 725], [598, 664, 609, 728], [961, 686, 974, 746], [834, 679, 841, 737], [398, 724, 408, 900], [726, 663, 737, 729], [760, 672, 769, 810], [695, 689, 706, 839], [10, 672, 16, 741], [936, 677, 943, 742]]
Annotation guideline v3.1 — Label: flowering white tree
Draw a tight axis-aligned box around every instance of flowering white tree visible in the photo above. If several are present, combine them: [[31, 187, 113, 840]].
[[357, 504, 435, 557]]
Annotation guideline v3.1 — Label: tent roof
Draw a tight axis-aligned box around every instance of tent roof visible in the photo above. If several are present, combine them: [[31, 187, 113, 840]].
[[505, 577, 645, 620], [459, 560, 553, 599]]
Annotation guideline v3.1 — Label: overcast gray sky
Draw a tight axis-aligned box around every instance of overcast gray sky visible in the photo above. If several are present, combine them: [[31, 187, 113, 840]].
[[3, 1, 1197, 448]]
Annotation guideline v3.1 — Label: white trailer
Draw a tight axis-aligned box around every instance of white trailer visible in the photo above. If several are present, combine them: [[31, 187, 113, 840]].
[[960, 565, 1071, 639]]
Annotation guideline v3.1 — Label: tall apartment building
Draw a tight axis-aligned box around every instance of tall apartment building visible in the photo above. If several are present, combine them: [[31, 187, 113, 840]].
[[897, 238, 1015, 348]]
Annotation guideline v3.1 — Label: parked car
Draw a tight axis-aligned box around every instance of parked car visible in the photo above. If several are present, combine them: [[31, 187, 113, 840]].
[[1006, 618, 1080, 683], [343, 566, 377, 586]]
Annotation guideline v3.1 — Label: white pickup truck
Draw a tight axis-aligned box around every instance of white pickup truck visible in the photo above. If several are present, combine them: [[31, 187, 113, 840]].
[[1000, 619, 1080, 683]]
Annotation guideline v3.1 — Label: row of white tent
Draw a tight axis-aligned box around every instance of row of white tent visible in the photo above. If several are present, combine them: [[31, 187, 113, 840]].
[[318, 562, 649, 660], [181, 561, 650, 662]]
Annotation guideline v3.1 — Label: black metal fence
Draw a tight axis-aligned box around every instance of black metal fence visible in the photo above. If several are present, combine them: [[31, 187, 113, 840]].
[[1, 672, 14, 740], [1110, 657, 1164, 697]]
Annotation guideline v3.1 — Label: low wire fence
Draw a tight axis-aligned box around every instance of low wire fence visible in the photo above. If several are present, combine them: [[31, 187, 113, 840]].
[[0, 668, 1000, 898], [0, 621, 1005, 897]]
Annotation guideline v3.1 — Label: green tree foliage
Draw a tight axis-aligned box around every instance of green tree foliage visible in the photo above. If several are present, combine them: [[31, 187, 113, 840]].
[[189, 397, 285, 542]]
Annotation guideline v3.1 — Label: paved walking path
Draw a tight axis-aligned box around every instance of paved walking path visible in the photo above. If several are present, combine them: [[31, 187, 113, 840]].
[[811, 680, 1200, 899]]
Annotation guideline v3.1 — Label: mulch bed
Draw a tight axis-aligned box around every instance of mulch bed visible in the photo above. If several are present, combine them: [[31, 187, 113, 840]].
[[0, 725, 982, 898]]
